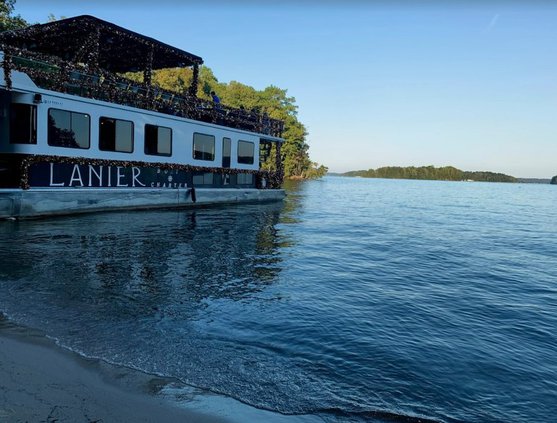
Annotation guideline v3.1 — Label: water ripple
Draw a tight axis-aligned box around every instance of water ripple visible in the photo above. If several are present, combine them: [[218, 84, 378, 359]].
[[1, 178, 556, 422]]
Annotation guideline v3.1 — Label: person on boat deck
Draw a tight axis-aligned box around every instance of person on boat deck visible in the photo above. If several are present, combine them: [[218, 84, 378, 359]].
[[211, 90, 222, 112], [211, 91, 224, 123]]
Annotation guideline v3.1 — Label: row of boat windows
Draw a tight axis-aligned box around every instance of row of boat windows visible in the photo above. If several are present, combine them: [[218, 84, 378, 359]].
[[9, 104, 255, 164]]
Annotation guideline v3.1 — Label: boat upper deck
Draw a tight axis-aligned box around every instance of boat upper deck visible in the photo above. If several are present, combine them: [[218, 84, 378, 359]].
[[0, 15, 284, 138]]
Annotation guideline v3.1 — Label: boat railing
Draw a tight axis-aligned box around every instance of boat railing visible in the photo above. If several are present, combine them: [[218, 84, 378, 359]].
[[2, 49, 285, 138]]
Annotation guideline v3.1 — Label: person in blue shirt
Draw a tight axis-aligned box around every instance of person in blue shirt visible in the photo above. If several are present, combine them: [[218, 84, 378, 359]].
[[210, 91, 223, 123]]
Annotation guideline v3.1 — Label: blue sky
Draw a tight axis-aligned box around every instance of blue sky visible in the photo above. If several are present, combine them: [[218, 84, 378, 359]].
[[13, 1, 557, 177]]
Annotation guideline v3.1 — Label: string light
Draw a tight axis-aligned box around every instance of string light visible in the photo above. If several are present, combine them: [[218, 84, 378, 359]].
[[0, 15, 284, 137], [19, 154, 284, 190], [0, 16, 285, 189]]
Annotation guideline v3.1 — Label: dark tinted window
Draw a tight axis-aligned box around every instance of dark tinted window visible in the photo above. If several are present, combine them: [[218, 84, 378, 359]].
[[222, 137, 231, 168], [48, 109, 90, 149], [237, 173, 254, 185], [193, 133, 215, 161], [10, 103, 37, 144], [99, 117, 133, 153], [238, 140, 254, 165], [192, 172, 214, 185], [145, 124, 172, 156]]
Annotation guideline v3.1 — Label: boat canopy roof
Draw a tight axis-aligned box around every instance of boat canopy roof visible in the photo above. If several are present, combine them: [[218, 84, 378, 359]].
[[0, 15, 203, 72]]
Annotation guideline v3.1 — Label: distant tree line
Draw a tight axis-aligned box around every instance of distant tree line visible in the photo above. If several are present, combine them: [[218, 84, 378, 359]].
[[551, 176, 557, 185], [342, 166, 517, 183], [1, 0, 327, 180]]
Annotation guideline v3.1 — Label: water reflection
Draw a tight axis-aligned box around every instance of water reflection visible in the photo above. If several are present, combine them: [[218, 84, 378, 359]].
[[3, 178, 554, 422], [0, 202, 292, 321]]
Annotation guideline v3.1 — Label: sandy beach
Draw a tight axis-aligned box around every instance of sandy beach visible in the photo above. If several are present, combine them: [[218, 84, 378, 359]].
[[0, 324, 231, 423], [0, 318, 324, 423]]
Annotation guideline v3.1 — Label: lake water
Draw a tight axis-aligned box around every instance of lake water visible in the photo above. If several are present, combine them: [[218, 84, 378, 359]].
[[1, 176, 556, 422]]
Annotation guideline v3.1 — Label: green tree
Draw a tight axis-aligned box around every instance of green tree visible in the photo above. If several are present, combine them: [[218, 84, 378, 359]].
[[47, 13, 67, 22], [341, 166, 516, 183], [0, 0, 27, 31], [145, 66, 325, 179]]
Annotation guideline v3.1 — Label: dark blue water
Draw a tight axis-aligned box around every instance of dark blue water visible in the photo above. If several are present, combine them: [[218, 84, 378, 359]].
[[1, 176, 556, 422]]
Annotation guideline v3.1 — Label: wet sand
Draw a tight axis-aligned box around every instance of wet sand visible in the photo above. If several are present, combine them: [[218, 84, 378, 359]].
[[0, 319, 325, 423], [0, 328, 231, 423]]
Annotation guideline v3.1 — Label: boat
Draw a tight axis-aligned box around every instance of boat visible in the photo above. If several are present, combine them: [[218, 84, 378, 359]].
[[0, 15, 285, 219]]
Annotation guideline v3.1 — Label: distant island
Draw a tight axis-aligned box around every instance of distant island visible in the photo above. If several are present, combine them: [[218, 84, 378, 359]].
[[518, 178, 552, 184], [335, 166, 519, 183]]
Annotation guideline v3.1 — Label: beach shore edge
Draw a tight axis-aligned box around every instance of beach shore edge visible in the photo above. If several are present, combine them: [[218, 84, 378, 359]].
[[0, 317, 231, 423]]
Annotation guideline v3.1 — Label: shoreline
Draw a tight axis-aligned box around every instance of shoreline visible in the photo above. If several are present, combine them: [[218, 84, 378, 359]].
[[0, 317, 230, 423], [0, 316, 323, 423]]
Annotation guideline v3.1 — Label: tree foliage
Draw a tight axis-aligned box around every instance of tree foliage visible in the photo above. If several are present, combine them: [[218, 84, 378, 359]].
[[343, 166, 517, 183], [0, 0, 27, 31], [130, 66, 327, 179], [196, 69, 327, 178], [47, 13, 67, 22], [551, 176, 557, 185]]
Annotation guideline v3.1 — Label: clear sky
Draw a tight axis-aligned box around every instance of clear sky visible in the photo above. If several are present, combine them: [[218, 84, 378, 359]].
[[13, 0, 557, 178]]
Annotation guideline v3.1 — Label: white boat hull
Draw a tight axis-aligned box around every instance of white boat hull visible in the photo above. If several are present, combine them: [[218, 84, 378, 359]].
[[0, 188, 286, 219]]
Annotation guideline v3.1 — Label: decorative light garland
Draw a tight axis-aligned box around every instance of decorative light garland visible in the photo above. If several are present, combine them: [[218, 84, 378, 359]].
[[0, 47, 284, 137], [19, 154, 284, 190], [0, 15, 284, 138], [1, 46, 13, 89], [1, 17, 285, 189]]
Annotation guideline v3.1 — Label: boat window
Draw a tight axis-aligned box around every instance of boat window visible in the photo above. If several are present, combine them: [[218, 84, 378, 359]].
[[99, 117, 134, 153], [10, 104, 37, 144], [193, 133, 215, 161], [192, 172, 214, 185], [222, 137, 231, 168], [237, 173, 253, 185], [48, 108, 90, 149], [145, 124, 172, 156], [238, 140, 254, 165]]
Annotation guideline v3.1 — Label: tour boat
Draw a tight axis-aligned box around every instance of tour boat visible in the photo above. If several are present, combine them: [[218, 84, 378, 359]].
[[0, 15, 285, 218]]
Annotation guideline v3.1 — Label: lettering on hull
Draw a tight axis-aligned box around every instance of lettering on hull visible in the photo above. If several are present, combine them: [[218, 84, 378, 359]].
[[29, 163, 189, 188]]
